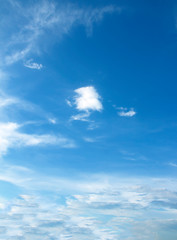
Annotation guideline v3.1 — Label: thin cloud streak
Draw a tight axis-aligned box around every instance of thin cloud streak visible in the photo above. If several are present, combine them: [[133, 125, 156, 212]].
[[0, 122, 76, 156], [24, 59, 43, 70], [0, 97, 18, 108]]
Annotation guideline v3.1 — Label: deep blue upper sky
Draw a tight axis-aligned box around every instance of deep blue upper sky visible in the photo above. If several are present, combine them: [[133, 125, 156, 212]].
[[4, 0, 177, 176], [0, 0, 177, 181]]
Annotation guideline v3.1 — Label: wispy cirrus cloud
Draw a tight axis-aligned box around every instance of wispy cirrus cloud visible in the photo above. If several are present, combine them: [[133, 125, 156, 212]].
[[5, 47, 31, 65], [71, 112, 91, 121], [169, 162, 177, 167], [24, 59, 43, 70], [0, 96, 18, 108], [0, 122, 75, 156], [48, 118, 57, 124], [1, 1, 121, 66], [70, 86, 103, 121], [0, 90, 61, 127]]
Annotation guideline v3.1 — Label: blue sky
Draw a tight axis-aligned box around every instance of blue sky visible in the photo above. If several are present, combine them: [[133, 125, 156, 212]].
[[0, 0, 177, 239]]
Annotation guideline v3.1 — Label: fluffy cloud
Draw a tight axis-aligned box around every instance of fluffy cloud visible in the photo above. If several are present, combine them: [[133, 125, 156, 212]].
[[74, 86, 103, 112], [0, 122, 75, 156], [71, 86, 103, 121]]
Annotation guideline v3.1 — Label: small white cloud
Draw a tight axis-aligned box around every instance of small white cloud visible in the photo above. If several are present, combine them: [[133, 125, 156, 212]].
[[70, 86, 103, 121], [74, 86, 103, 112], [71, 112, 90, 122], [24, 59, 43, 70], [48, 118, 57, 124], [118, 108, 136, 117], [66, 99, 72, 107]]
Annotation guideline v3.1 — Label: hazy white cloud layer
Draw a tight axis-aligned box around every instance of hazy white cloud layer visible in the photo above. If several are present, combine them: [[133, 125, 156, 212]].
[[0, 171, 177, 240], [0, 1, 120, 66]]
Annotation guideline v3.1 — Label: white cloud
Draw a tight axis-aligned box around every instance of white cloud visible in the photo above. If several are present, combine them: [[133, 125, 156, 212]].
[[169, 162, 177, 167], [0, 122, 75, 156], [113, 105, 136, 117], [2, 1, 120, 65], [0, 172, 177, 239], [48, 118, 57, 124], [0, 97, 18, 108], [74, 86, 103, 112], [66, 99, 72, 107], [5, 47, 30, 65], [0, 92, 25, 112], [0, 90, 61, 125], [118, 108, 136, 117], [75, 86, 103, 112], [24, 59, 43, 70], [71, 86, 103, 121], [71, 112, 91, 122]]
